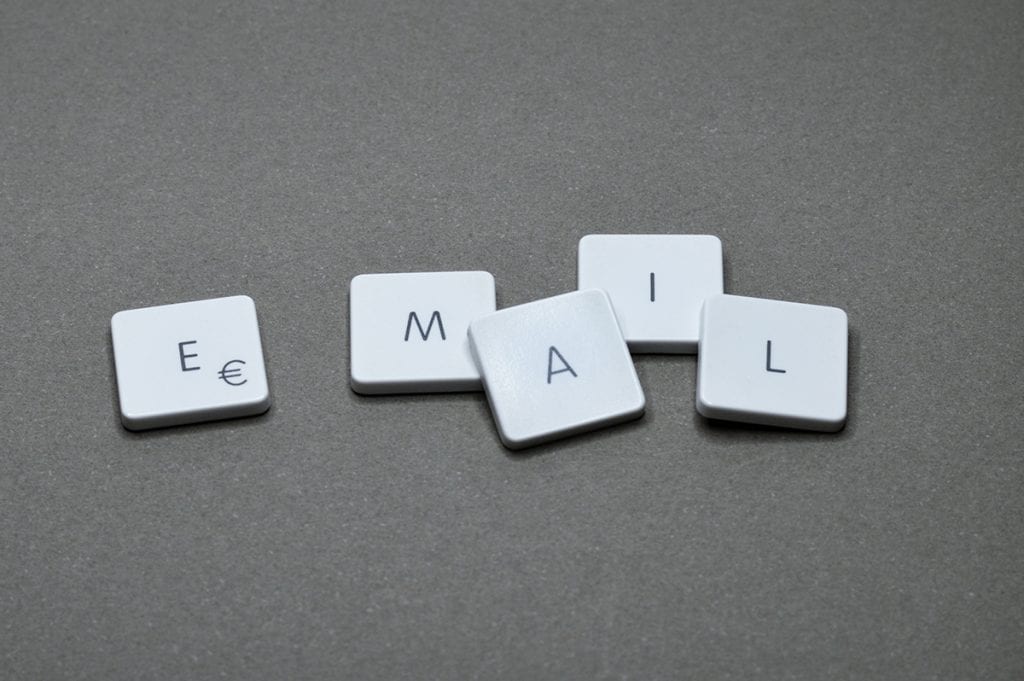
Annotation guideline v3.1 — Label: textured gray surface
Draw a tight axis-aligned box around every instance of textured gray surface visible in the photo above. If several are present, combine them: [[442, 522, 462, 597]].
[[2, 0, 1022, 679]]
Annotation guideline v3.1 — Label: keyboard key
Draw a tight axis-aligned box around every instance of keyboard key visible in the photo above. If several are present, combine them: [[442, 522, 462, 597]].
[[696, 294, 848, 431], [468, 289, 646, 449], [577, 234, 723, 354], [349, 271, 496, 394], [111, 295, 271, 430]]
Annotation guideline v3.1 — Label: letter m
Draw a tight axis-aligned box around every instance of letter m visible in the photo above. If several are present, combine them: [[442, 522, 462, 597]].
[[405, 311, 447, 341]]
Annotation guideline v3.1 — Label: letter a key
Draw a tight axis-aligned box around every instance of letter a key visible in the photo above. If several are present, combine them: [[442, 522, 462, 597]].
[[469, 289, 645, 449]]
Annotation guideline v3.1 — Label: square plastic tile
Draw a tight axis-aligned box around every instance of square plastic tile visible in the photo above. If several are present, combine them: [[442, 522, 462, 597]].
[[696, 294, 848, 431], [468, 289, 646, 449], [578, 234, 723, 353], [111, 295, 271, 430], [349, 271, 496, 394]]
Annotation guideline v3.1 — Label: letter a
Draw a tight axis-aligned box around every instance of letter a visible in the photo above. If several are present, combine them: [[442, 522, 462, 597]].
[[546, 346, 578, 384], [405, 311, 446, 341]]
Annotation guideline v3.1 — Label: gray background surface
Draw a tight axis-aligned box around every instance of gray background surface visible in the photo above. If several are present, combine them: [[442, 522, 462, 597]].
[[2, 1, 1022, 679]]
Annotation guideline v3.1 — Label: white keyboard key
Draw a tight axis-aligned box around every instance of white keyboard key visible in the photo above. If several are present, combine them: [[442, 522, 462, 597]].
[[468, 289, 646, 449], [696, 294, 848, 431], [111, 295, 271, 430], [577, 234, 723, 354], [349, 271, 496, 394]]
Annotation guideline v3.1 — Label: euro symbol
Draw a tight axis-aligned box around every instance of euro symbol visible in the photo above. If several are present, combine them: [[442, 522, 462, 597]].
[[218, 359, 247, 386]]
